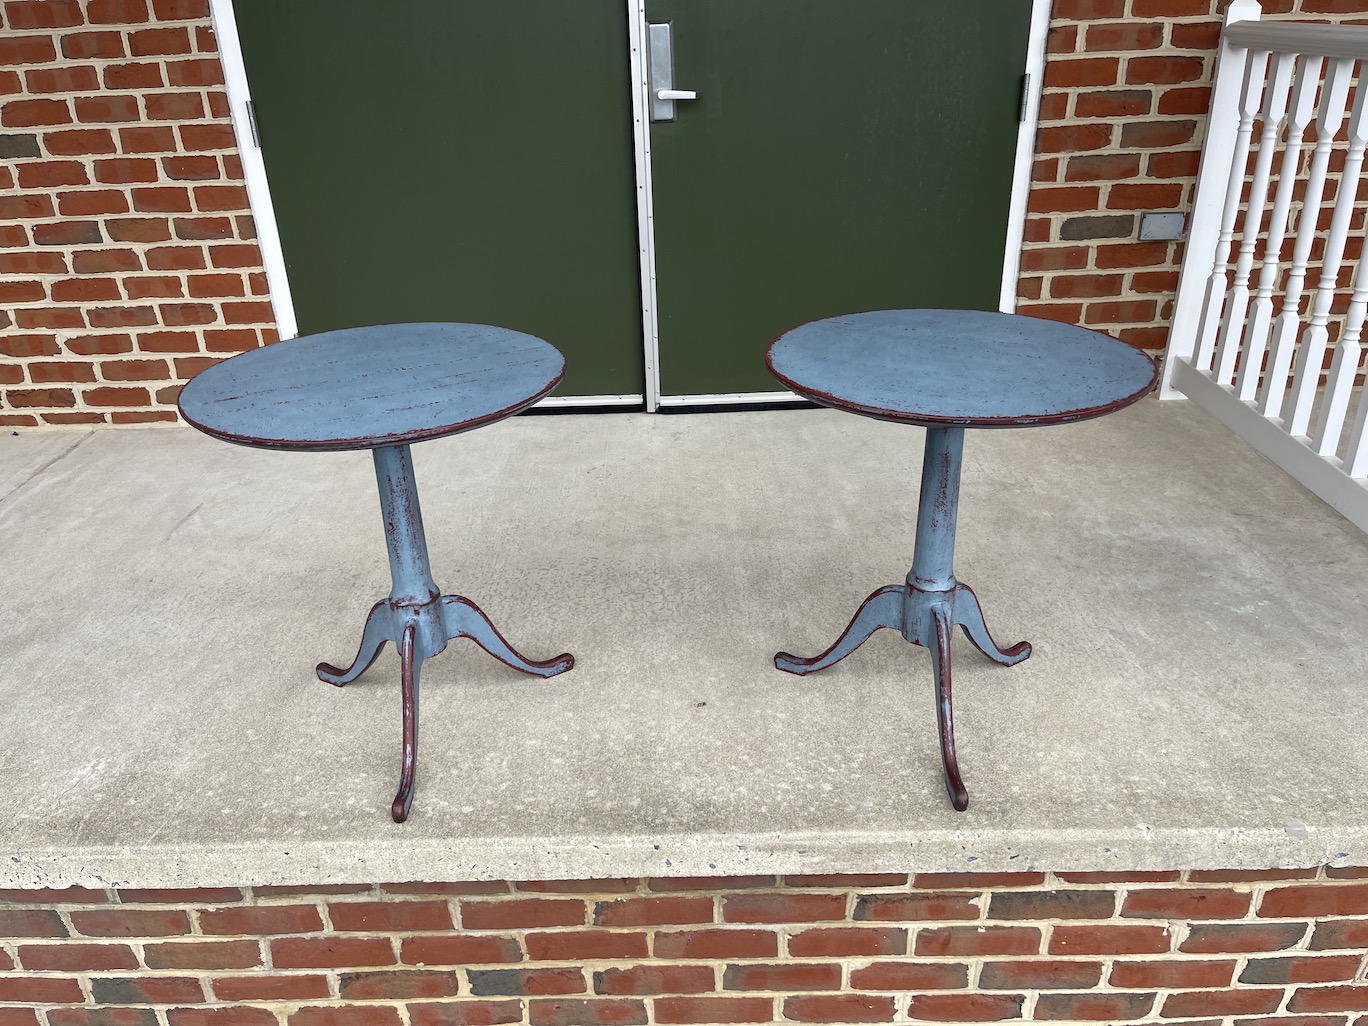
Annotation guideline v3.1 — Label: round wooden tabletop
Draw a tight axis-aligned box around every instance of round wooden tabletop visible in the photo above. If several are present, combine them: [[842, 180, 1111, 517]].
[[178, 322, 565, 451], [766, 309, 1158, 428]]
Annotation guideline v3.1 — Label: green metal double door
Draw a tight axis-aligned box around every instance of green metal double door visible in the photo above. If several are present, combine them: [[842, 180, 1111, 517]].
[[234, 2, 1032, 403]]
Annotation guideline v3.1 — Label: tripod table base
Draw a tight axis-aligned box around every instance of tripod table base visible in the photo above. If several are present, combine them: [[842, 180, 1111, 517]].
[[775, 580, 1029, 812], [317, 443, 573, 823], [317, 591, 573, 823]]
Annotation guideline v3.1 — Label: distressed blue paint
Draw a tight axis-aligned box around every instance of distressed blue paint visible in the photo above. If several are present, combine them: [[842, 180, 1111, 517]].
[[373, 445, 445, 655], [766, 309, 1158, 427], [177, 321, 565, 451], [770, 309, 1154, 812], [180, 323, 574, 823], [909, 426, 963, 593]]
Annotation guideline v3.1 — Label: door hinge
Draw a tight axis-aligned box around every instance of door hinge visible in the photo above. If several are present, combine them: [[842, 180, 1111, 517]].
[[1019, 73, 1030, 123], [246, 99, 261, 148]]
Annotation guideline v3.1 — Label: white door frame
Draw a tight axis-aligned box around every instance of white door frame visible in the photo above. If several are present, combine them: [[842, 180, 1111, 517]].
[[1002, 0, 1053, 314], [209, 0, 296, 342], [213, 0, 1049, 412]]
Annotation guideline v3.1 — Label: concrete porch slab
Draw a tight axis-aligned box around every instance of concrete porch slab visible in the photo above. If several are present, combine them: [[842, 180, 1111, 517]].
[[1, 397, 1366, 888]]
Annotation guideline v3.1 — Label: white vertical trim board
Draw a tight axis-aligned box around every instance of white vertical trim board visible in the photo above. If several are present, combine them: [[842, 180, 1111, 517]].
[[208, 0, 298, 340], [999, 0, 1053, 314], [627, 0, 664, 412]]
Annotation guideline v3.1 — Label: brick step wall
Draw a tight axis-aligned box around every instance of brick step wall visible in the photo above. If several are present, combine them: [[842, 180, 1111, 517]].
[[2, 869, 1366, 1025]]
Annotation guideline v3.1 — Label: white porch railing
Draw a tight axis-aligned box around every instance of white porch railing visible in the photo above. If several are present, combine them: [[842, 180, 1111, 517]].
[[1161, 0, 1368, 534]]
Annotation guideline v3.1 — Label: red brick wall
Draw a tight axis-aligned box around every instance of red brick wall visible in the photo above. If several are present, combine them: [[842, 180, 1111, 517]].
[[0, 0, 274, 429], [2, 870, 1367, 1024], [4, 0, 1368, 427]]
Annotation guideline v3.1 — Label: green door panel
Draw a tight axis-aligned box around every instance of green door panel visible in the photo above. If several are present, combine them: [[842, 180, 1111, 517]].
[[647, 1, 1033, 397], [234, 1, 644, 397]]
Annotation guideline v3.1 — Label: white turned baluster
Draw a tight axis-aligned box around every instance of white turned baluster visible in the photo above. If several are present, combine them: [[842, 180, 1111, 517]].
[[1259, 57, 1355, 418], [1215, 52, 1295, 387], [1194, 50, 1271, 373], [1285, 75, 1368, 438], [1314, 255, 1368, 456], [1236, 54, 1321, 401], [1161, 0, 1261, 398], [1347, 375, 1368, 478]]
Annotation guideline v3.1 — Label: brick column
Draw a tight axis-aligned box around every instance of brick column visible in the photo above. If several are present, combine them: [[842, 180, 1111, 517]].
[[0, 0, 273, 428]]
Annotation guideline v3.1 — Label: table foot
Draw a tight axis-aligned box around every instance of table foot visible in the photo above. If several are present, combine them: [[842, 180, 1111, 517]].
[[953, 583, 1032, 666], [391, 623, 420, 823], [316, 599, 392, 686], [441, 595, 575, 677], [774, 585, 905, 675], [928, 606, 968, 811]]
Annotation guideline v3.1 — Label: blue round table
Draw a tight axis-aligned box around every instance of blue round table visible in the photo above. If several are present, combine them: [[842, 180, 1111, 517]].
[[179, 322, 575, 822], [767, 309, 1157, 811]]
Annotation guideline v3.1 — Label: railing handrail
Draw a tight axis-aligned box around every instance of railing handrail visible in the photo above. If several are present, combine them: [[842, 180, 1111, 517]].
[[1226, 19, 1368, 61]]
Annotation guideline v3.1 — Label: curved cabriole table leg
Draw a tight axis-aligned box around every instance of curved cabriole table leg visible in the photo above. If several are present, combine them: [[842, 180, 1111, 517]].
[[391, 623, 420, 823], [774, 585, 905, 676], [955, 583, 1032, 666], [442, 595, 575, 677], [928, 605, 969, 812], [316, 599, 393, 686]]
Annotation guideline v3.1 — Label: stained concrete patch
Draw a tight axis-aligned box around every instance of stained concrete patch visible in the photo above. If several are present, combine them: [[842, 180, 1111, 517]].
[[1, 398, 1366, 887]]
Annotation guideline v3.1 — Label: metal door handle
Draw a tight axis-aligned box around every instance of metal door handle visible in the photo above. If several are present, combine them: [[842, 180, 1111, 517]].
[[648, 23, 697, 121]]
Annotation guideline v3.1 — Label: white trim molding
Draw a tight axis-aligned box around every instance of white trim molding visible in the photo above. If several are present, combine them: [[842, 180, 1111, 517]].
[[999, 0, 1053, 314], [627, 0, 665, 412], [536, 395, 644, 409], [207, 0, 298, 340]]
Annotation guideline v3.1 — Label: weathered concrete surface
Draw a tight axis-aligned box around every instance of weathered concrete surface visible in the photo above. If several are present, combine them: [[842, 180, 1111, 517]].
[[1, 398, 1365, 887]]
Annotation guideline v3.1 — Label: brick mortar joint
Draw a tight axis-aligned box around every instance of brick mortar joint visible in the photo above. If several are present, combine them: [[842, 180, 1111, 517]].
[[7, 869, 1364, 911], [3, 109, 240, 127], [4, 42, 218, 59], [9, 172, 243, 191], [3, 292, 253, 305], [19, 928, 1366, 966], [9, 86, 230, 105], [1, 982, 1365, 1022]]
